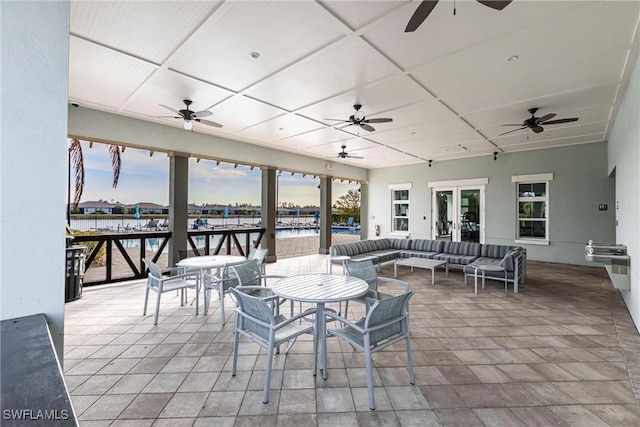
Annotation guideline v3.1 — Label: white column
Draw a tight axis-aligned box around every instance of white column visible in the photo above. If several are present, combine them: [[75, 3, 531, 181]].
[[0, 1, 70, 362]]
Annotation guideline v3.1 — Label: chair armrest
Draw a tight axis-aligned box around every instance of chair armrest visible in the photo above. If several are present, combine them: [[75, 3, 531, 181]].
[[378, 277, 410, 292], [164, 271, 199, 281], [276, 308, 318, 328], [325, 310, 365, 332]]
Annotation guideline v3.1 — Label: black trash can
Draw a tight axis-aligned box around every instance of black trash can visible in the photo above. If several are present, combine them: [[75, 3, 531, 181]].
[[65, 246, 85, 302]]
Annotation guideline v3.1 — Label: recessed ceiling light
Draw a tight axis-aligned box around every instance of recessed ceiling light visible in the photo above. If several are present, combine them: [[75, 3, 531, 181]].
[[250, 52, 260, 59], [411, 132, 417, 135], [506, 54, 519, 62]]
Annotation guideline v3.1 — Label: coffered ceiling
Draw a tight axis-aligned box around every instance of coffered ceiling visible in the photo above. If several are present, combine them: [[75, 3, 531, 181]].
[[69, 1, 640, 169]]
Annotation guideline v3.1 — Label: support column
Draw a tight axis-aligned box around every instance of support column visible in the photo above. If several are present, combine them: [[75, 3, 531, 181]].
[[319, 176, 333, 254], [359, 182, 368, 240], [261, 167, 277, 262], [169, 152, 189, 267], [0, 1, 70, 363]]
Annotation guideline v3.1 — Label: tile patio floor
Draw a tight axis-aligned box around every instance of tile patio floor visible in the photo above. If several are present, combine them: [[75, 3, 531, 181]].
[[64, 254, 640, 426]]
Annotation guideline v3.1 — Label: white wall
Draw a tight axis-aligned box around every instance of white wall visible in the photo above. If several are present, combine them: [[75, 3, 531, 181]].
[[368, 141, 615, 266], [0, 2, 70, 361], [608, 56, 640, 331]]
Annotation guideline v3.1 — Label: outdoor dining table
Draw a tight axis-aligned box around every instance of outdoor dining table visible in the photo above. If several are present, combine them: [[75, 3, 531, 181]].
[[272, 273, 368, 380], [176, 255, 247, 309]]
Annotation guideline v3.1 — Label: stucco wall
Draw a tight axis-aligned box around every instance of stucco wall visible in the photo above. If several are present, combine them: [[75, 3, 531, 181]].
[[368, 141, 615, 266], [0, 1, 70, 362], [608, 55, 640, 331]]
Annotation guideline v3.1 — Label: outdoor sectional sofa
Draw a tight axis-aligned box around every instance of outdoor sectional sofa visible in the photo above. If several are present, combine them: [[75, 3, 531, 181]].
[[329, 237, 526, 291]]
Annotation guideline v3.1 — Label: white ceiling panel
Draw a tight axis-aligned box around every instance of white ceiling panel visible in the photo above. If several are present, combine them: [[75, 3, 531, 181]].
[[369, 119, 473, 145], [170, 1, 348, 92], [297, 74, 429, 123], [70, 1, 219, 64], [500, 134, 606, 153], [69, 37, 158, 108], [205, 96, 287, 135], [271, 128, 354, 150], [302, 138, 381, 156], [363, 1, 587, 70], [477, 105, 613, 140], [494, 122, 608, 147], [321, 1, 405, 31], [246, 37, 400, 111], [234, 114, 324, 143], [421, 48, 630, 114], [462, 84, 619, 129], [68, 1, 640, 169], [407, 1, 639, 102], [124, 70, 232, 118]]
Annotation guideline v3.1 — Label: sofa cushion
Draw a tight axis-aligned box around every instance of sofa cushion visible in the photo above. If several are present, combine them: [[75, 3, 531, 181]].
[[499, 248, 521, 271], [433, 253, 479, 265], [463, 259, 517, 279], [481, 244, 515, 259], [390, 238, 412, 250], [442, 241, 481, 257], [399, 250, 439, 259], [410, 239, 444, 253]]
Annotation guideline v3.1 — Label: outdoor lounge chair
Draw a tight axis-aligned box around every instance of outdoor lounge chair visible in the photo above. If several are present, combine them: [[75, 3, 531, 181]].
[[230, 286, 317, 404], [325, 290, 415, 410]]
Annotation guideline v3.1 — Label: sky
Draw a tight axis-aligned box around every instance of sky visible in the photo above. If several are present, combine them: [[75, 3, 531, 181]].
[[75, 140, 357, 206]]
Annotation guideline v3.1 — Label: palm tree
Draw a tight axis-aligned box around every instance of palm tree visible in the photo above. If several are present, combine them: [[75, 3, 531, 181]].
[[68, 138, 121, 210]]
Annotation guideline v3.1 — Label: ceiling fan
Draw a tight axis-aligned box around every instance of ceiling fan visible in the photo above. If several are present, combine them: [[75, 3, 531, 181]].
[[405, 1, 512, 32], [337, 145, 363, 160], [499, 108, 579, 136], [157, 99, 222, 130], [326, 104, 392, 132]]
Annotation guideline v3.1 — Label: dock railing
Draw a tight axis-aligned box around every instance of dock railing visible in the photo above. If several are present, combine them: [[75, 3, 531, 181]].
[[71, 227, 266, 286]]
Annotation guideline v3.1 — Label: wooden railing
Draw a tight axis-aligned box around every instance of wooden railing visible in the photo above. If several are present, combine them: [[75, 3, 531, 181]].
[[72, 227, 266, 286]]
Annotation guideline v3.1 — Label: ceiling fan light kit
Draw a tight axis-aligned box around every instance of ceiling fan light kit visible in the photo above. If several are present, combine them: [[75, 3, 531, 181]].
[[499, 107, 579, 137], [157, 99, 223, 130], [405, 0, 512, 32], [326, 104, 393, 133]]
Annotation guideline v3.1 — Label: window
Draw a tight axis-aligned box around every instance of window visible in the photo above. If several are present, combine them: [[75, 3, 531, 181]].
[[512, 174, 553, 245], [389, 183, 412, 235]]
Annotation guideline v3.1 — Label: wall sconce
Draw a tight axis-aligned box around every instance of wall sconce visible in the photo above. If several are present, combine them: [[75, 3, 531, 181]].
[[493, 152, 498, 161], [428, 160, 433, 167]]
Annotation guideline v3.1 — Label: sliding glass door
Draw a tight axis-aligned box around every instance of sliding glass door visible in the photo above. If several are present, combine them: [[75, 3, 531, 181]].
[[432, 186, 484, 243]]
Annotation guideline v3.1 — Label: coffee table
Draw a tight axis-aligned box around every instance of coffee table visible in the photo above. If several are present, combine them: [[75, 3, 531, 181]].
[[394, 257, 448, 284]]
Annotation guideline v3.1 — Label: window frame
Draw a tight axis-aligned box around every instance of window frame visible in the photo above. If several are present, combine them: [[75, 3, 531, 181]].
[[389, 183, 412, 236], [512, 173, 553, 245]]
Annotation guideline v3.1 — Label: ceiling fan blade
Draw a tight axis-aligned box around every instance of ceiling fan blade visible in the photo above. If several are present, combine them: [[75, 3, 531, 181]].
[[498, 127, 525, 136], [193, 110, 212, 118], [501, 124, 525, 126], [153, 115, 181, 119], [348, 155, 364, 159], [325, 118, 350, 122], [539, 118, 579, 125], [195, 118, 223, 128], [405, 1, 439, 32], [532, 126, 544, 133], [160, 104, 181, 115], [364, 118, 393, 123], [476, 1, 512, 11], [535, 113, 556, 123], [360, 123, 375, 132]]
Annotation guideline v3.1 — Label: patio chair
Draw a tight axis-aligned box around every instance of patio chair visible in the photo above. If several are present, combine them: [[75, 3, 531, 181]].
[[248, 247, 268, 277], [142, 258, 199, 325], [202, 259, 287, 324], [343, 260, 409, 318], [325, 290, 415, 410], [230, 287, 317, 404]]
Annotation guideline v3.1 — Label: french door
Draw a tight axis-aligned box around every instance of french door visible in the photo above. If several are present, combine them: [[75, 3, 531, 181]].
[[431, 183, 485, 243]]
